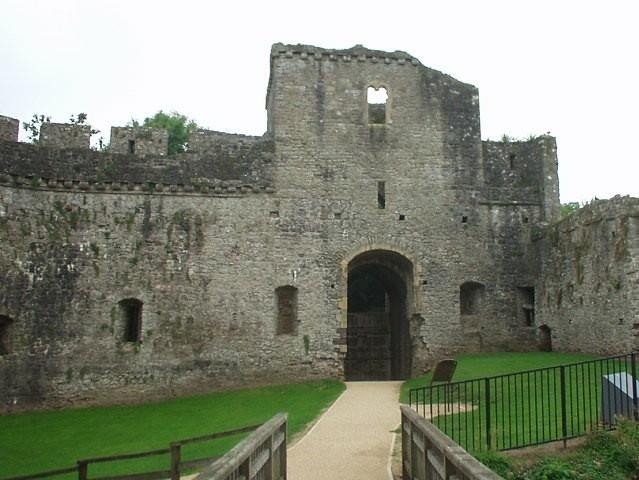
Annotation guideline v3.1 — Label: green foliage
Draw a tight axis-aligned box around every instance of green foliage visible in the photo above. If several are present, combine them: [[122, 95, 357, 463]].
[[472, 420, 639, 479], [474, 450, 513, 477], [129, 110, 198, 155], [525, 459, 575, 480], [0, 380, 345, 477], [560, 202, 580, 217]]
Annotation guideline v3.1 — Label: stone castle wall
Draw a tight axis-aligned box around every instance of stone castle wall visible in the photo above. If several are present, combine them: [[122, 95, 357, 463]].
[[0, 43, 562, 412], [537, 196, 639, 354]]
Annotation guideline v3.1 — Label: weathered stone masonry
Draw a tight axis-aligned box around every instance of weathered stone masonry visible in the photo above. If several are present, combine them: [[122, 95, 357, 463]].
[[2, 42, 622, 412], [537, 196, 639, 355]]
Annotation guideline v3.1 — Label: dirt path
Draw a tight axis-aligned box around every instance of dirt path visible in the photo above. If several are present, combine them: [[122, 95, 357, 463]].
[[287, 381, 402, 480]]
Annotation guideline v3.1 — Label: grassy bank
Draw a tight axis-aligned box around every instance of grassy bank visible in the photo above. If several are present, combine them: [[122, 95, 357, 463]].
[[477, 418, 639, 479], [0, 379, 345, 478]]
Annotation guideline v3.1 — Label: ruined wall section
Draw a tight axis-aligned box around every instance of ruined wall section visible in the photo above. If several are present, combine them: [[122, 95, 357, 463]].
[[478, 138, 560, 351], [483, 137, 560, 220], [537, 196, 639, 355]]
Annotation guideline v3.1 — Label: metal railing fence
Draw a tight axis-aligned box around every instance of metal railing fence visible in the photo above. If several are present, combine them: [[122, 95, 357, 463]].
[[409, 353, 639, 451]]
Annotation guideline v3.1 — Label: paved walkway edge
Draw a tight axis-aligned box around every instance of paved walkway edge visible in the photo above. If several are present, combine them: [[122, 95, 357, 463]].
[[288, 388, 348, 451]]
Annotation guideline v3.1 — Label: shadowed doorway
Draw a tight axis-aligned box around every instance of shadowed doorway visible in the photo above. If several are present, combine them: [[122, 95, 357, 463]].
[[345, 250, 413, 380]]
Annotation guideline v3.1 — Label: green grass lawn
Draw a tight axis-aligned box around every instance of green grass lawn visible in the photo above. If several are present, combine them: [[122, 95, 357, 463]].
[[0, 379, 345, 478]]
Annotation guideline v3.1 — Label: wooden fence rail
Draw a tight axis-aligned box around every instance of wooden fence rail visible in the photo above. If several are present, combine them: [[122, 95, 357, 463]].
[[194, 412, 287, 480], [1, 423, 263, 480], [401, 405, 502, 480]]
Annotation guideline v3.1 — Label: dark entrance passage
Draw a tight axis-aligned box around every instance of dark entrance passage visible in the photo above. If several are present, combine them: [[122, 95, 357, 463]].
[[345, 250, 412, 380]]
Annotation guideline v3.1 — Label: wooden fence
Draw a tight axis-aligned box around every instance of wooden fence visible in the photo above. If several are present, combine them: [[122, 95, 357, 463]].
[[401, 405, 502, 480], [2, 422, 263, 480], [194, 412, 287, 480]]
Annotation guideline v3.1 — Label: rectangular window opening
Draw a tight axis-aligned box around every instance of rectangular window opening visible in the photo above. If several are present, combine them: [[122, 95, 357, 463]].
[[367, 86, 388, 125], [128, 139, 135, 154], [276, 286, 298, 335], [517, 287, 535, 326], [120, 299, 143, 343]]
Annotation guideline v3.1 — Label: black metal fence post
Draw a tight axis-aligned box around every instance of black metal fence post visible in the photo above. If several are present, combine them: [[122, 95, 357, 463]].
[[631, 352, 638, 422], [560, 366, 568, 448], [485, 377, 491, 450]]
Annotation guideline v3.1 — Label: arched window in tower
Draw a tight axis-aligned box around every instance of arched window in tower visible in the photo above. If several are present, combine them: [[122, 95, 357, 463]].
[[118, 298, 143, 343], [275, 286, 298, 335], [0, 315, 14, 355], [367, 86, 388, 124], [460, 281, 485, 315]]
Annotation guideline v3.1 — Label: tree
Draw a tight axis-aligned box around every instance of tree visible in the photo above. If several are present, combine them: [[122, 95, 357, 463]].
[[129, 111, 197, 155], [22, 114, 51, 144], [560, 202, 581, 217]]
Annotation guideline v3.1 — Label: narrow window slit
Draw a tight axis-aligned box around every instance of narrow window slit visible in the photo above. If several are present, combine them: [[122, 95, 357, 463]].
[[119, 298, 143, 343], [377, 181, 386, 209], [276, 286, 298, 335]]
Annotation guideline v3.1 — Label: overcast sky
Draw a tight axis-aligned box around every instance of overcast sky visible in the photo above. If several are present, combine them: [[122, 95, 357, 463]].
[[1, 0, 637, 204]]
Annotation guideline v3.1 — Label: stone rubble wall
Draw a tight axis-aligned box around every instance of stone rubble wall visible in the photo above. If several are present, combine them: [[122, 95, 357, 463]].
[[537, 196, 639, 355]]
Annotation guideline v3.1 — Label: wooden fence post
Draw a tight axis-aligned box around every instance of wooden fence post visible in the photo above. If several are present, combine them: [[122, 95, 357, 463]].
[[170, 443, 181, 480], [77, 461, 88, 480], [282, 424, 287, 480]]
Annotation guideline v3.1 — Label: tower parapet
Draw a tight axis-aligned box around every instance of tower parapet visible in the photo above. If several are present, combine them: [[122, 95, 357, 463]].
[[0, 116, 19, 142], [110, 127, 168, 156], [39, 122, 91, 149]]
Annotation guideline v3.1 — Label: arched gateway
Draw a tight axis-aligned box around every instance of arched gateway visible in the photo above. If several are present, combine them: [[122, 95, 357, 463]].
[[345, 250, 413, 380]]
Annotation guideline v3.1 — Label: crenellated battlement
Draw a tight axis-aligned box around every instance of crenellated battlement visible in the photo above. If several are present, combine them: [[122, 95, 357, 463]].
[[270, 43, 421, 66], [40, 122, 91, 149], [110, 127, 169, 156], [0, 116, 19, 141], [0, 133, 275, 193]]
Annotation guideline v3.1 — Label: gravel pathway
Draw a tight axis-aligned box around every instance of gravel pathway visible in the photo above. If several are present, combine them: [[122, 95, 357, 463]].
[[287, 381, 402, 480]]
